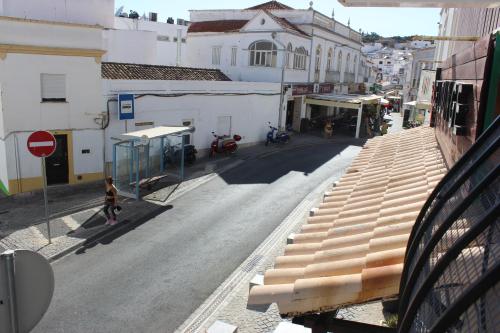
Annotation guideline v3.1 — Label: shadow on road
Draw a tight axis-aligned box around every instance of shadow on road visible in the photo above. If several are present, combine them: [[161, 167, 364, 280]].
[[71, 202, 173, 255], [218, 142, 363, 185]]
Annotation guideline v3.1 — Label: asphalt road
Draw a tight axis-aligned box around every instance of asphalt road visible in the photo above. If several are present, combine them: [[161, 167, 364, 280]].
[[33, 142, 361, 333]]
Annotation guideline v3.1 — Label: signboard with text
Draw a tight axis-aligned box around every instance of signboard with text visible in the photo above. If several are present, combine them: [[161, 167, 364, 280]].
[[118, 94, 135, 120]]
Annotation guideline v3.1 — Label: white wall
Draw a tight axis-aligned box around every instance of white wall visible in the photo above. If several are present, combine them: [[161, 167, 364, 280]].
[[73, 129, 104, 174], [0, 18, 103, 50], [0, 20, 104, 187], [103, 29, 157, 64], [187, 31, 310, 83], [112, 17, 188, 66], [0, 0, 115, 28], [102, 80, 281, 161]]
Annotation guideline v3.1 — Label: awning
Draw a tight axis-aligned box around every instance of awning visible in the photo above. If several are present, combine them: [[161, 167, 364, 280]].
[[380, 98, 390, 105], [337, 0, 499, 8], [248, 126, 447, 316], [404, 101, 417, 107], [416, 100, 432, 109], [305, 94, 382, 110], [387, 96, 401, 100], [117, 126, 193, 141]]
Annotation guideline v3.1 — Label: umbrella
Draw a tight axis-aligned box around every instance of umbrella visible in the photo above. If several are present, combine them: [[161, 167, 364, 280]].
[[380, 98, 390, 105]]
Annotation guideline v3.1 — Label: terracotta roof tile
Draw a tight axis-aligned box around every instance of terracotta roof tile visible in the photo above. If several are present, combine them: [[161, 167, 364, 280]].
[[101, 62, 231, 81], [246, 1, 293, 10], [248, 126, 448, 316], [188, 20, 248, 33]]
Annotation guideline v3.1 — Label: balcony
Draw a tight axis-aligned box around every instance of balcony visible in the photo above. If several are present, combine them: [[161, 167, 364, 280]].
[[344, 72, 355, 83], [325, 70, 340, 83]]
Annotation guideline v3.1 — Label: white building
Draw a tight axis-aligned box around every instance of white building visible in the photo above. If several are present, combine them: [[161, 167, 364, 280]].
[[0, 0, 282, 196], [105, 16, 188, 66], [0, 14, 106, 195], [186, 1, 365, 131]]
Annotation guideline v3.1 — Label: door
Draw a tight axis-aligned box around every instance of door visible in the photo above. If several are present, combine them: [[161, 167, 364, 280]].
[[46, 134, 69, 185], [217, 116, 231, 137]]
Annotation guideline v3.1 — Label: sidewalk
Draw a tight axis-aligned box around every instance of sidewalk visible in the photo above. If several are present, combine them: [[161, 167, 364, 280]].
[[0, 133, 363, 260]]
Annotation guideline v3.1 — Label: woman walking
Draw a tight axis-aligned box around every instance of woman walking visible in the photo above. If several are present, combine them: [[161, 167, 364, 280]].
[[104, 177, 118, 225]]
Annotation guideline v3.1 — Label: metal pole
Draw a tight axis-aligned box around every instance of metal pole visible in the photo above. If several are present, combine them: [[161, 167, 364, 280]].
[[41, 157, 51, 244], [3, 250, 19, 333], [278, 51, 286, 131], [180, 135, 185, 181], [355, 102, 363, 139]]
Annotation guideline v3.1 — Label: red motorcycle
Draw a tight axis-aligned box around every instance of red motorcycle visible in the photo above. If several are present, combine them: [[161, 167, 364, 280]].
[[209, 132, 241, 157]]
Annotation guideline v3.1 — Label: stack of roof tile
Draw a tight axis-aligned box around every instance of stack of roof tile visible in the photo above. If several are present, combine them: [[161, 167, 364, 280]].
[[248, 126, 448, 316]]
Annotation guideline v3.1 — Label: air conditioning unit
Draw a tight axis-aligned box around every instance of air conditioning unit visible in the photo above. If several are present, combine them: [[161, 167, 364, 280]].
[[313, 83, 320, 93], [149, 12, 158, 22]]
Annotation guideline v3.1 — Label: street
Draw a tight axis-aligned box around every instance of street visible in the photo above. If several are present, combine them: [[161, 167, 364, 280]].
[[32, 142, 361, 333]]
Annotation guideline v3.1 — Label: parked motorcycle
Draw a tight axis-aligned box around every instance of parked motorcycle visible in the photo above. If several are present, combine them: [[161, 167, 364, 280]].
[[163, 142, 197, 165], [209, 132, 241, 157], [265, 122, 290, 146]]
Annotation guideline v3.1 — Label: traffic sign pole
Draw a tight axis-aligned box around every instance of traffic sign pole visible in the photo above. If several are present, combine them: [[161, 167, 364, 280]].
[[41, 157, 51, 244], [3, 250, 19, 333], [26, 131, 56, 246]]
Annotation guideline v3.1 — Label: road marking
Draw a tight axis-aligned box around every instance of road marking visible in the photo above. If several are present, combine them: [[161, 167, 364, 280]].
[[61, 215, 81, 231]]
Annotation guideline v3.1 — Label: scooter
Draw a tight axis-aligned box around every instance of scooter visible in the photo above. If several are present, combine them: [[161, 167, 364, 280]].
[[265, 123, 290, 146], [209, 132, 241, 157], [163, 142, 197, 165]]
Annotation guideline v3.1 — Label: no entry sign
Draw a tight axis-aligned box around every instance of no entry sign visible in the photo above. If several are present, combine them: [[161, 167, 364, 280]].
[[27, 131, 56, 158]]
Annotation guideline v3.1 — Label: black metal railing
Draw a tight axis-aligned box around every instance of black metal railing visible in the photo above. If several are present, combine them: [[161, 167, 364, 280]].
[[398, 115, 500, 332]]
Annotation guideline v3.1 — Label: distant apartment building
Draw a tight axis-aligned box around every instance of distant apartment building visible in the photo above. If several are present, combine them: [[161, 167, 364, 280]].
[[186, 1, 365, 130]]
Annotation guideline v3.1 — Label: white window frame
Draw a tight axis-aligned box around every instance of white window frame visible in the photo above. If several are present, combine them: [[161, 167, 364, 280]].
[[293, 47, 307, 70], [326, 48, 333, 71], [314, 45, 322, 73], [249, 40, 277, 67], [212, 46, 222, 66], [230, 46, 237, 66], [41, 73, 66, 102], [285, 43, 293, 68]]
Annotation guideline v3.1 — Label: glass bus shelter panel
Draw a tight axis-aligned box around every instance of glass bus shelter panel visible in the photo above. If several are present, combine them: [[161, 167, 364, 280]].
[[113, 142, 137, 199]]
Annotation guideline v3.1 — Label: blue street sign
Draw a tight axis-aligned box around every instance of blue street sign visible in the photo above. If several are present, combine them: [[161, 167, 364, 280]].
[[118, 94, 135, 120]]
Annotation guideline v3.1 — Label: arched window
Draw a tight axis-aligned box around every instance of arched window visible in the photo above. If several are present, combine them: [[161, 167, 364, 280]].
[[249, 40, 277, 67], [326, 48, 333, 71], [314, 45, 322, 72], [293, 47, 307, 70], [285, 43, 293, 68], [337, 50, 343, 72], [346, 53, 351, 73], [353, 55, 358, 74]]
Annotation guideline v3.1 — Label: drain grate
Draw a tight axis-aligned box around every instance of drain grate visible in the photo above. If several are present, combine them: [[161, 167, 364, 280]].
[[241, 255, 263, 273]]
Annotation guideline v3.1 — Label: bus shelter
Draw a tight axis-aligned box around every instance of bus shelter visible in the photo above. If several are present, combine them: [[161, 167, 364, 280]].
[[112, 126, 194, 200]]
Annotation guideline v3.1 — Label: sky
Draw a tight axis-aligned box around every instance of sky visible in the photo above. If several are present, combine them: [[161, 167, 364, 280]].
[[115, 0, 441, 37]]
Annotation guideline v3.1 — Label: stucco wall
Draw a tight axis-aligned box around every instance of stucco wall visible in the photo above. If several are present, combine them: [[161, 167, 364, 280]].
[[103, 29, 157, 64], [0, 0, 115, 28], [103, 80, 281, 162]]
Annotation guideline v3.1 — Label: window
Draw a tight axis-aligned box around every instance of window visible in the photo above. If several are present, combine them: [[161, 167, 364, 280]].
[[326, 48, 333, 71], [353, 55, 358, 74], [293, 47, 307, 70], [285, 43, 293, 68], [337, 51, 343, 72], [314, 45, 322, 72], [379, 61, 383, 64], [231, 47, 237, 66], [346, 53, 351, 73], [249, 41, 277, 67], [212, 46, 221, 65], [41, 74, 66, 102]]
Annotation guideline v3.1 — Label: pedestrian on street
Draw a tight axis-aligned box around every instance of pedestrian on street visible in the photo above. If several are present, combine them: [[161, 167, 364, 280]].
[[104, 176, 118, 225]]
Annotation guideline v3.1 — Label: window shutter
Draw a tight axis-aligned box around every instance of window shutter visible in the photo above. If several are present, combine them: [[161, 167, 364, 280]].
[[41, 74, 66, 101]]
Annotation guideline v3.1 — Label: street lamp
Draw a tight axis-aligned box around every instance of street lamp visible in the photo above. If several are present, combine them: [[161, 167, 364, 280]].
[[271, 32, 287, 131]]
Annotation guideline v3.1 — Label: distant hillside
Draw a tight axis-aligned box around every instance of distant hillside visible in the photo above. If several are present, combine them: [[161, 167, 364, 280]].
[[362, 32, 413, 45]]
